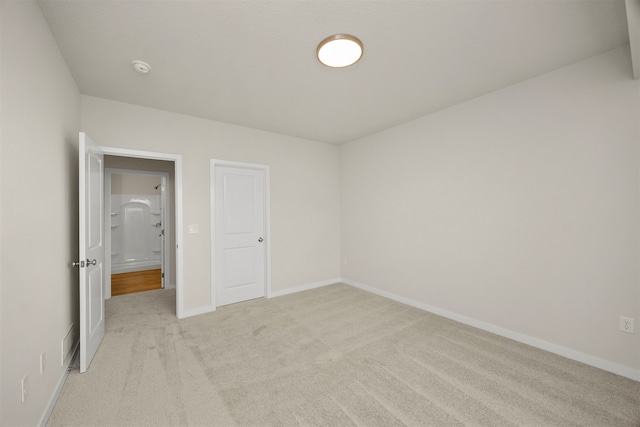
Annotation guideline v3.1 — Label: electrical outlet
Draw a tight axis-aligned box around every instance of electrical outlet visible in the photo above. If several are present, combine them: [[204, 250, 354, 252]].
[[21, 374, 28, 403], [40, 352, 46, 374], [619, 316, 634, 334]]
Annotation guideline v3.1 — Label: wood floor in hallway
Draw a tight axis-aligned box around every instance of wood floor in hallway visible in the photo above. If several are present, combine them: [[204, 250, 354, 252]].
[[111, 269, 161, 296]]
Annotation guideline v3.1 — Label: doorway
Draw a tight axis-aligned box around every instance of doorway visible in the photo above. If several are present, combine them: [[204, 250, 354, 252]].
[[101, 147, 184, 318], [105, 169, 170, 296], [210, 160, 271, 308]]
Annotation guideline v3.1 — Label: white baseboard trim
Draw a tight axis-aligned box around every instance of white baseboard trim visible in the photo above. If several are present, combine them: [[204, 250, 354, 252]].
[[165, 283, 176, 290], [269, 278, 341, 298], [39, 343, 79, 426], [341, 278, 640, 382]]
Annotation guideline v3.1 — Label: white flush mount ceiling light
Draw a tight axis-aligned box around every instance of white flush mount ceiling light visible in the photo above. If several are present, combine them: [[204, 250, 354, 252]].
[[132, 60, 151, 74], [317, 34, 363, 68]]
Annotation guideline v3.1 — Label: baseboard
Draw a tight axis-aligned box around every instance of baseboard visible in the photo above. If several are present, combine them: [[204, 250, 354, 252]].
[[39, 343, 79, 426], [268, 278, 341, 298], [165, 283, 176, 290], [341, 278, 640, 382]]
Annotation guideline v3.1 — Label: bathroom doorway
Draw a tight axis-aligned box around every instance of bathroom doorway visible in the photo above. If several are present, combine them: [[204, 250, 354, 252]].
[[106, 169, 169, 296], [104, 156, 177, 298]]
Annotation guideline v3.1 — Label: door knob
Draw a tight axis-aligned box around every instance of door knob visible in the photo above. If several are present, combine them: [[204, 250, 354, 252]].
[[258, 237, 264, 242], [72, 259, 95, 267]]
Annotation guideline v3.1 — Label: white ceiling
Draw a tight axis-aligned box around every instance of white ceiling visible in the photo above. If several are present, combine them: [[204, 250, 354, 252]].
[[38, 0, 631, 145]]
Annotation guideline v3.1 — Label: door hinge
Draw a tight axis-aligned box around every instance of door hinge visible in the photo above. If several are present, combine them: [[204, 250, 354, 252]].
[[162, 273, 164, 278]]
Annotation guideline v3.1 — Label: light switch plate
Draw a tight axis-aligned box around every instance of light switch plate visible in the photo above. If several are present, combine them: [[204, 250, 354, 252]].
[[188, 224, 199, 234]]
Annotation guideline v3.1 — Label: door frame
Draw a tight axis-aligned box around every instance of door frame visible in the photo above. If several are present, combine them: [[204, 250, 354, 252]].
[[210, 159, 271, 309], [101, 146, 185, 319], [104, 168, 171, 298]]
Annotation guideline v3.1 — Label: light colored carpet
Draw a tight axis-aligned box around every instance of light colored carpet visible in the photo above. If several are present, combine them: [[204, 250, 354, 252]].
[[48, 284, 640, 426]]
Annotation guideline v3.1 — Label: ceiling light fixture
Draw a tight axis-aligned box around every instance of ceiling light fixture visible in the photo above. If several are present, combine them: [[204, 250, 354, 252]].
[[317, 34, 363, 68], [132, 60, 151, 74]]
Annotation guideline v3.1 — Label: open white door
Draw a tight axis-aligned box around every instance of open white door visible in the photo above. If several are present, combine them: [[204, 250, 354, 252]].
[[78, 132, 105, 373]]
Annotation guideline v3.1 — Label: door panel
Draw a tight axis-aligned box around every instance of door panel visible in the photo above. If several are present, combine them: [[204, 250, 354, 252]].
[[215, 166, 266, 306], [88, 153, 102, 248], [88, 265, 103, 334], [224, 247, 256, 288], [224, 174, 256, 233], [79, 132, 105, 373]]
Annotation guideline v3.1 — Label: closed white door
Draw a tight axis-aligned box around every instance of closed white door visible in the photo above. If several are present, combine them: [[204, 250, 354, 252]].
[[78, 132, 105, 373], [214, 165, 266, 306]]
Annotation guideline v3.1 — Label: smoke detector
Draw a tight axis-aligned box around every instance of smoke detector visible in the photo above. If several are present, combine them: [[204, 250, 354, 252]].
[[132, 60, 151, 74]]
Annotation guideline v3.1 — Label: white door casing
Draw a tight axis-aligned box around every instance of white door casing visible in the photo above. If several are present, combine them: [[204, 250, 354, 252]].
[[79, 132, 105, 373], [212, 161, 270, 307], [159, 175, 167, 287], [99, 146, 184, 318]]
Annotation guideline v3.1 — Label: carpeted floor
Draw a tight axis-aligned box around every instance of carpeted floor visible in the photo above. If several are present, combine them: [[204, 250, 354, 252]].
[[47, 283, 640, 426]]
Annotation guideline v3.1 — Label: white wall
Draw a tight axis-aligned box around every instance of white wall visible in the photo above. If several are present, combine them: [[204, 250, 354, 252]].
[[342, 46, 640, 377], [0, 1, 81, 425], [81, 96, 341, 313], [110, 173, 161, 195]]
